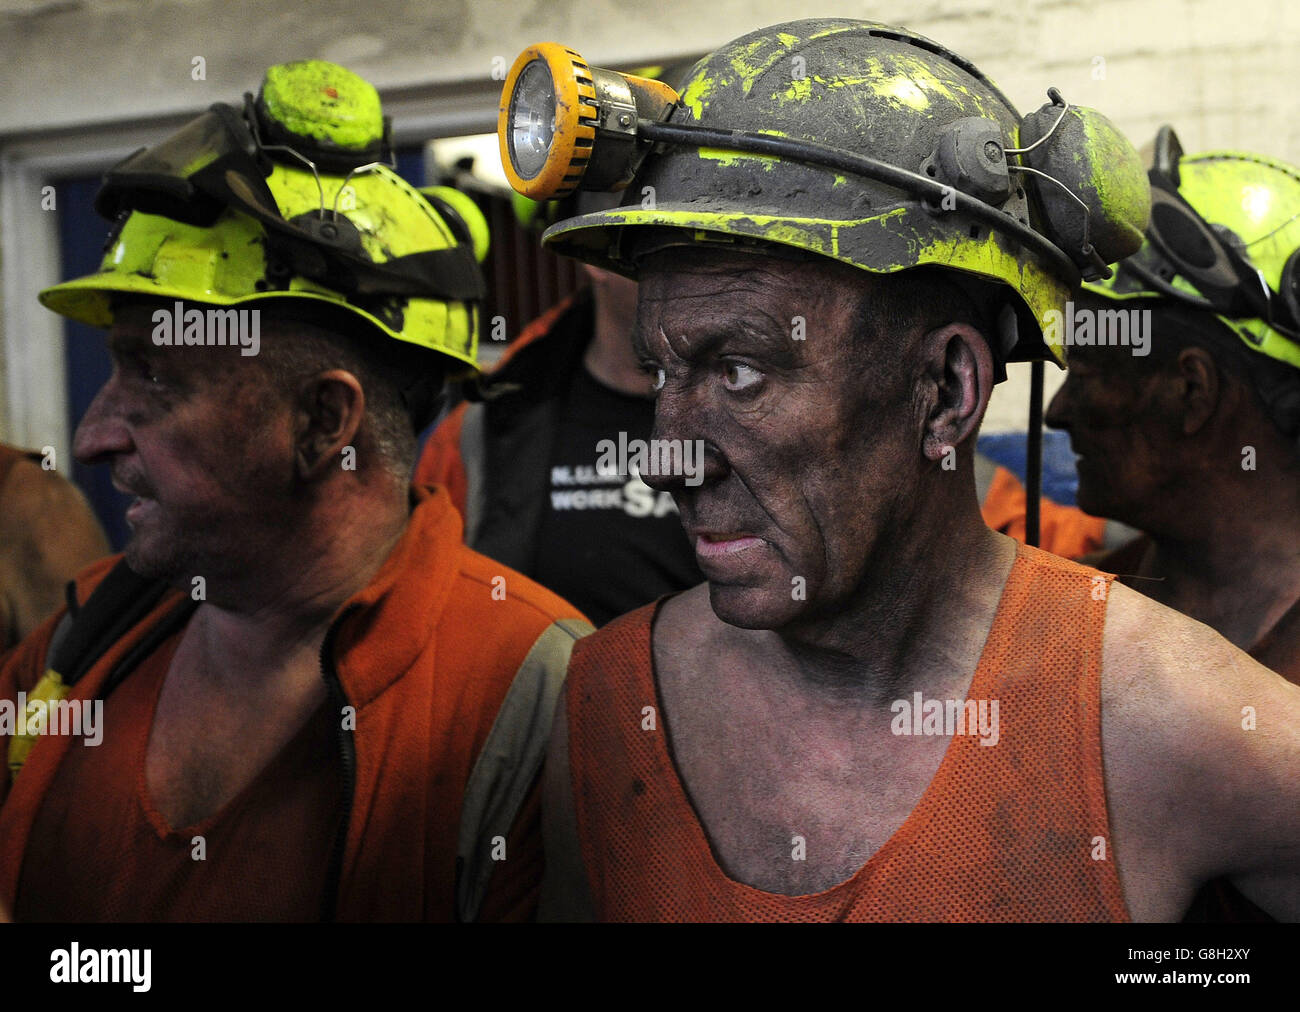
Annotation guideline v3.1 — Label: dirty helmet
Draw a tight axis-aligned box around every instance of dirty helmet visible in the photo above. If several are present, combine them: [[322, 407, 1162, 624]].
[[41, 60, 490, 375], [1087, 127, 1300, 372], [497, 18, 1151, 368]]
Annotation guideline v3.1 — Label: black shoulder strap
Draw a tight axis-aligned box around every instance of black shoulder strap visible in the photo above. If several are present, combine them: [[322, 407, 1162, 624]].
[[47, 559, 194, 694]]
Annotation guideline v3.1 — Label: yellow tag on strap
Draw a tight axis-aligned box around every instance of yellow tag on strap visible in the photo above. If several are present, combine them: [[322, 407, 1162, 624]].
[[6, 670, 70, 783]]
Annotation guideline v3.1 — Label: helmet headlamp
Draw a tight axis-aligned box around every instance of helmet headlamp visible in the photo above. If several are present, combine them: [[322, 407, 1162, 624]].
[[498, 43, 678, 200]]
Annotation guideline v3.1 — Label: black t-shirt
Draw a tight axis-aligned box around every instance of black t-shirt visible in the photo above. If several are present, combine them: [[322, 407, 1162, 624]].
[[531, 365, 703, 626]]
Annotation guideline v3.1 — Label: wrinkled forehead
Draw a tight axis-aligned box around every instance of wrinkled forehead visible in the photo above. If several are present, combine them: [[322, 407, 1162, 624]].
[[636, 252, 797, 316], [633, 246, 864, 351], [103, 298, 272, 394], [637, 242, 833, 287]]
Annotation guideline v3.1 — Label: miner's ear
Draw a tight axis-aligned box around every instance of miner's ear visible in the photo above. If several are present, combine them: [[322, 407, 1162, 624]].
[[1175, 345, 1222, 437], [917, 322, 993, 461], [293, 369, 365, 480]]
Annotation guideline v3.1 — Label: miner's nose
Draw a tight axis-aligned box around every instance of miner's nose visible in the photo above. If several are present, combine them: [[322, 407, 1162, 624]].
[[1045, 381, 1074, 432], [638, 438, 728, 494], [73, 376, 134, 466], [641, 395, 729, 493]]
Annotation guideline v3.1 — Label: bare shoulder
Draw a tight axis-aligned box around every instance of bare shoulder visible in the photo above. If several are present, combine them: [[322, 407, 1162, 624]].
[[1100, 580, 1300, 917], [2, 456, 80, 503], [0, 460, 108, 643], [654, 583, 725, 654], [1101, 579, 1295, 743]]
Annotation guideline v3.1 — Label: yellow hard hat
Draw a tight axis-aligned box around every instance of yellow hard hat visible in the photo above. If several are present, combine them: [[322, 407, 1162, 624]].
[[41, 60, 490, 373]]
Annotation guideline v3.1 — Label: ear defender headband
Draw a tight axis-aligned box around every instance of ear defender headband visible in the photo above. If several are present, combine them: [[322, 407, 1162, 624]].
[[1121, 126, 1300, 343], [498, 43, 1147, 284]]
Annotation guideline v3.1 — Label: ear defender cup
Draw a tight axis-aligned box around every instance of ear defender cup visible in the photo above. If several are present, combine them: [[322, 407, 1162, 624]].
[[1017, 97, 1150, 274], [253, 61, 393, 173], [1279, 246, 1300, 332], [421, 185, 491, 264], [1145, 185, 1272, 319]]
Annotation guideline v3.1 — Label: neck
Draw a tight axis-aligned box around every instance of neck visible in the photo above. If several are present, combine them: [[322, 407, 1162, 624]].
[[751, 466, 1016, 707], [1139, 467, 1300, 650], [185, 478, 411, 684]]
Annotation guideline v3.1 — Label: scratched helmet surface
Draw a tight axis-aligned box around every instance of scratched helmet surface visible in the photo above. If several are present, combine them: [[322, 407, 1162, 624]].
[[40, 60, 488, 372], [541, 18, 1149, 366]]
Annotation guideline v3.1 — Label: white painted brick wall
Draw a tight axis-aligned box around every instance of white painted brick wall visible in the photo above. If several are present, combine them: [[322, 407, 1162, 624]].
[[1, 0, 1294, 156]]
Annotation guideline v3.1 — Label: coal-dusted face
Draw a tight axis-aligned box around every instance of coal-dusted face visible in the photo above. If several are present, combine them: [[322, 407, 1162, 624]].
[[71, 302, 293, 587], [1045, 296, 1184, 526], [633, 246, 926, 630]]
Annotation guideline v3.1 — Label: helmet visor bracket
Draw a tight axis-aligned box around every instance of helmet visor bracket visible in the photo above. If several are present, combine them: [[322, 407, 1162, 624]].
[[91, 97, 484, 305], [95, 104, 262, 226], [1140, 127, 1300, 340]]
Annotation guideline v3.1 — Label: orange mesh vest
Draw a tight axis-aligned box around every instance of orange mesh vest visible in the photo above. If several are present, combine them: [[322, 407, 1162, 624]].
[[567, 542, 1130, 921]]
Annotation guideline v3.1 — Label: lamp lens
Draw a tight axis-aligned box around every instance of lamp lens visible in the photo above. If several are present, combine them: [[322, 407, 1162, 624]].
[[509, 60, 557, 180]]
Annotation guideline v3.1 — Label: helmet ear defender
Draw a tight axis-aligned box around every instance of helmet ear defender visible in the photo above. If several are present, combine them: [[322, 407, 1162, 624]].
[[43, 60, 489, 373], [91, 64, 486, 305], [1116, 125, 1300, 342], [498, 44, 1149, 285], [252, 93, 393, 175], [1013, 91, 1149, 280], [421, 190, 473, 247], [420, 185, 492, 265], [1280, 247, 1300, 332]]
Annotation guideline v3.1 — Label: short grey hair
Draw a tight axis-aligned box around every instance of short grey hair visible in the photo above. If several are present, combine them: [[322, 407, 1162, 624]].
[[254, 303, 448, 481]]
